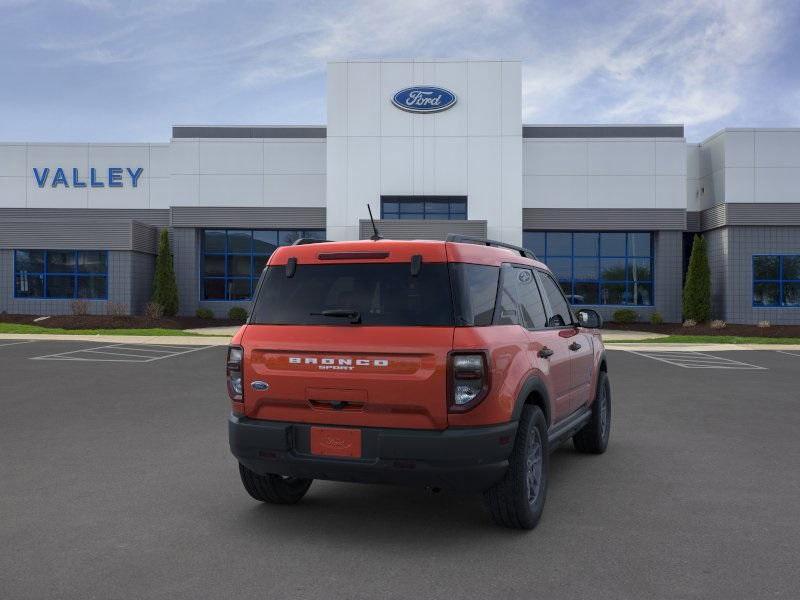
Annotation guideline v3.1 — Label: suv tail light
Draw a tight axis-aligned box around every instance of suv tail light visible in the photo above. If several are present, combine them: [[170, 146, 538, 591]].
[[227, 345, 244, 402], [448, 351, 490, 412]]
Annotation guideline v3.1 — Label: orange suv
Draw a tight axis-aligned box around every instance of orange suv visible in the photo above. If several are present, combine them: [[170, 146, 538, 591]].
[[228, 235, 610, 529]]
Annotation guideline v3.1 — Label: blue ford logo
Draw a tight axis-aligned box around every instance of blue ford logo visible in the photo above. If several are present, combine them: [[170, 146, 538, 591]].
[[392, 86, 457, 113]]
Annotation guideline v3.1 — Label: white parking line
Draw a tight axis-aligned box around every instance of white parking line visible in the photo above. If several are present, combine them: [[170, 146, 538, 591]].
[[625, 350, 767, 370], [31, 343, 214, 363], [0, 340, 36, 348], [776, 350, 800, 358]]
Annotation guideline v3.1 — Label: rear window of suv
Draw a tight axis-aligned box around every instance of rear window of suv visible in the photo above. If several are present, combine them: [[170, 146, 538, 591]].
[[250, 261, 503, 327], [250, 263, 454, 326]]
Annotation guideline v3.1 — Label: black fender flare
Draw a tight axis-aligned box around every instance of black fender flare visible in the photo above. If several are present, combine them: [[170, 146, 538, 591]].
[[511, 375, 552, 427]]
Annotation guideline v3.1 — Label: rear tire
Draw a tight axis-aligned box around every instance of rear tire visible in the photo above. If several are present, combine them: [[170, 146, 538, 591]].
[[484, 405, 549, 530], [573, 371, 611, 454], [238, 463, 312, 504]]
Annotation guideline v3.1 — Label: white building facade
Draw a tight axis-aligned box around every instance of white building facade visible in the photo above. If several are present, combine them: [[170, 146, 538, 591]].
[[1, 59, 799, 323]]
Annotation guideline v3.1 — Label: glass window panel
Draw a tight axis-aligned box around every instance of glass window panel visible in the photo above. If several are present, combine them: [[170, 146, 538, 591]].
[[450, 201, 466, 213], [573, 282, 599, 305], [252, 256, 269, 277], [515, 269, 547, 329], [782, 256, 800, 280], [545, 257, 572, 281], [753, 282, 779, 306], [77, 275, 107, 299], [302, 230, 326, 240], [78, 251, 107, 273], [600, 283, 626, 305], [227, 230, 252, 253], [15, 272, 44, 297], [600, 257, 626, 281], [382, 213, 399, 219], [399, 202, 424, 213], [783, 282, 800, 307], [228, 278, 252, 300], [204, 230, 226, 253], [574, 257, 598, 280], [600, 233, 626, 256], [627, 233, 651, 256], [400, 213, 424, 220], [629, 282, 653, 306], [523, 232, 546, 257], [627, 257, 652, 281], [558, 279, 573, 297], [382, 202, 399, 214], [448, 211, 467, 221], [15, 250, 44, 272], [547, 233, 572, 256], [278, 230, 304, 246], [46, 275, 75, 298], [252, 230, 278, 254], [227, 255, 251, 277], [47, 251, 75, 273], [203, 279, 226, 300], [425, 201, 448, 213], [203, 255, 225, 276], [753, 256, 779, 280], [574, 233, 599, 256]]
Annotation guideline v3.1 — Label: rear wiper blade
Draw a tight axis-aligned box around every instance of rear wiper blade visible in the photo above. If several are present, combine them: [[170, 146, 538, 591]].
[[310, 309, 362, 324]]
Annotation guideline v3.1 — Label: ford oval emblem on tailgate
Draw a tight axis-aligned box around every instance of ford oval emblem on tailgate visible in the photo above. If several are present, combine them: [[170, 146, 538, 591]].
[[251, 381, 269, 391]]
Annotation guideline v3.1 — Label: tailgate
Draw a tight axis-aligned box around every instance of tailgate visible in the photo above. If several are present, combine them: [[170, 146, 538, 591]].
[[241, 325, 454, 430]]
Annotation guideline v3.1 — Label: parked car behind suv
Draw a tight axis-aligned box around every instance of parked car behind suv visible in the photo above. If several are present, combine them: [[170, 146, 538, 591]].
[[228, 236, 610, 529]]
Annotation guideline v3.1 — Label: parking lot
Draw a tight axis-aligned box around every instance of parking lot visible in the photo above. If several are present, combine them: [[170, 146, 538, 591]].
[[1, 340, 799, 599]]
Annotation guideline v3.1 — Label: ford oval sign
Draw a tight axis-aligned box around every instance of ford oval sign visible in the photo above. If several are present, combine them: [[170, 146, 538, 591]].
[[392, 86, 457, 113]]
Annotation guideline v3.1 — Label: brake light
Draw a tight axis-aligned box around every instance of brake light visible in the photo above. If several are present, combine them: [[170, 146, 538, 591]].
[[227, 345, 244, 402], [448, 351, 490, 412]]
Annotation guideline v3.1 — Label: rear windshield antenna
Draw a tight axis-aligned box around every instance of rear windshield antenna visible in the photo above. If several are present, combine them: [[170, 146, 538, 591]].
[[367, 204, 382, 241]]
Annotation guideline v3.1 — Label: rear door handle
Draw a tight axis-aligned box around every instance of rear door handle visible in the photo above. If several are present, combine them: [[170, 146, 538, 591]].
[[538, 347, 554, 359], [568, 342, 582, 351]]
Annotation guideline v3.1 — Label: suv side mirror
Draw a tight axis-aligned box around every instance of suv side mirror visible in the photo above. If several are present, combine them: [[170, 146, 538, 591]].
[[575, 309, 602, 329]]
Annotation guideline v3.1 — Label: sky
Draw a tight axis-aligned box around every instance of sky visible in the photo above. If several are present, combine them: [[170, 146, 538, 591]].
[[0, 0, 798, 143]]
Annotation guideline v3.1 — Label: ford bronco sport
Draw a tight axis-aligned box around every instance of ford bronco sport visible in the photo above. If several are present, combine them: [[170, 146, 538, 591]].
[[228, 235, 610, 529]]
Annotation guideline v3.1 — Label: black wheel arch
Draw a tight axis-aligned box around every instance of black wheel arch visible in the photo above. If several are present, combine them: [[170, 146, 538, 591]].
[[511, 375, 552, 427]]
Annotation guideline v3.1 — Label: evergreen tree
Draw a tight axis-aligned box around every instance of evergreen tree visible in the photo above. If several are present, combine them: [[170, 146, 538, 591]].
[[683, 234, 711, 322], [152, 229, 179, 317]]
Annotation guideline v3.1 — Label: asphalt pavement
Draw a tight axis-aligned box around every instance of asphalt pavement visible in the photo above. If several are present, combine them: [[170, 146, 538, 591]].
[[1, 340, 798, 599]]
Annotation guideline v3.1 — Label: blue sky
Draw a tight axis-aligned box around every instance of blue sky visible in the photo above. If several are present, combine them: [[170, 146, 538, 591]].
[[1, 0, 798, 142]]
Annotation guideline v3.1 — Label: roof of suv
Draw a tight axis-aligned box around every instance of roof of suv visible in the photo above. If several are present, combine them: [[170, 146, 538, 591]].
[[268, 239, 548, 270]]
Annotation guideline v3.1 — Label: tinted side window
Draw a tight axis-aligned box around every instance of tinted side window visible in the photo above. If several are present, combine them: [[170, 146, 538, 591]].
[[450, 263, 499, 326], [538, 271, 573, 327], [515, 268, 547, 329], [495, 264, 521, 325]]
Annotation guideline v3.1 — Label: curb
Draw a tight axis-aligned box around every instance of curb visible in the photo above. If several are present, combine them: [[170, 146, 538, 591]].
[[0, 333, 231, 346]]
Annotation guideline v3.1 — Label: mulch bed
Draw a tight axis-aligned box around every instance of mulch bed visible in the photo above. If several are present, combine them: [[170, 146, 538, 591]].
[[604, 322, 800, 338], [0, 313, 242, 330]]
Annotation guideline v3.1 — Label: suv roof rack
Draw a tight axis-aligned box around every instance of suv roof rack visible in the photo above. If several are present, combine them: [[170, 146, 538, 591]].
[[292, 237, 332, 246], [446, 234, 537, 260]]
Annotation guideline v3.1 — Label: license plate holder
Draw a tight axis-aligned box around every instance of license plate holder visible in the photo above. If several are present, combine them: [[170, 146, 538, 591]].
[[310, 427, 362, 458]]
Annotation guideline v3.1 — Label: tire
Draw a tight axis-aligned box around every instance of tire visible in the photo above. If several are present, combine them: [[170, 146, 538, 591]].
[[238, 463, 312, 505], [484, 405, 549, 530], [573, 371, 611, 454]]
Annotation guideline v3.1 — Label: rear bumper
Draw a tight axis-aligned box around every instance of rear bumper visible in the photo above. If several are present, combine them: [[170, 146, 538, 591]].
[[229, 414, 517, 492]]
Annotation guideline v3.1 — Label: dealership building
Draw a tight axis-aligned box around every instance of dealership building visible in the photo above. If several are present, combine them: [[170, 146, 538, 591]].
[[1, 59, 799, 324]]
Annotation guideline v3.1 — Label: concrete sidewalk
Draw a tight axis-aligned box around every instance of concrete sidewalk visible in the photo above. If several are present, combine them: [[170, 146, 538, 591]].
[[0, 333, 231, 346], [600, 329, 667, 341], [605, 342, 800, 352]]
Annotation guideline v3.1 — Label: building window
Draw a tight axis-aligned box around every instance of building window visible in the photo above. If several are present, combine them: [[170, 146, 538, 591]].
[[201, 229, 325, 301], [753, 255, 800, 307], [14, 250, 108, 299], [522, 231, 654, 306], [381, 196, 467, 220]]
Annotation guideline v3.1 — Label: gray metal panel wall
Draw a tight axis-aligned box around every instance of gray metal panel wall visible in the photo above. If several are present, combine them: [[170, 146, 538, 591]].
[[653, 230, 683, 322], [704, 228, 729, 319], [170, 207, 326, 229], [131, 221, 159, 254], [171, 228, 199, 317], [522, 125, 684, 138], [130, 251, 155, 314], [0, 220, 136, 250], [172, 126, 326, 139], [726, 204, 800, 226], [700, 204, 727, 231], [0, 208, 169, 227], [358, 219, 487, 241], [686, 212, 701, 232], [523, 208, 686, 231]]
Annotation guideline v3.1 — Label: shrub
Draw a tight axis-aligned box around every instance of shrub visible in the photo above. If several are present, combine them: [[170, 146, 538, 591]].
[[106, 302, 127, 317], [70, 299, 90, 316], [757, 320, 771, 328], [152, 229, 179, 317], [710, 319, 726, 329], [196, 308, 214, 320], [612, 309, 638, 323], [228, 307, 248, 322], [682, 319, 697, 328], [683, 234, 711, 322], [649, 312, 664, 325], [144, 301, 164, 320]]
